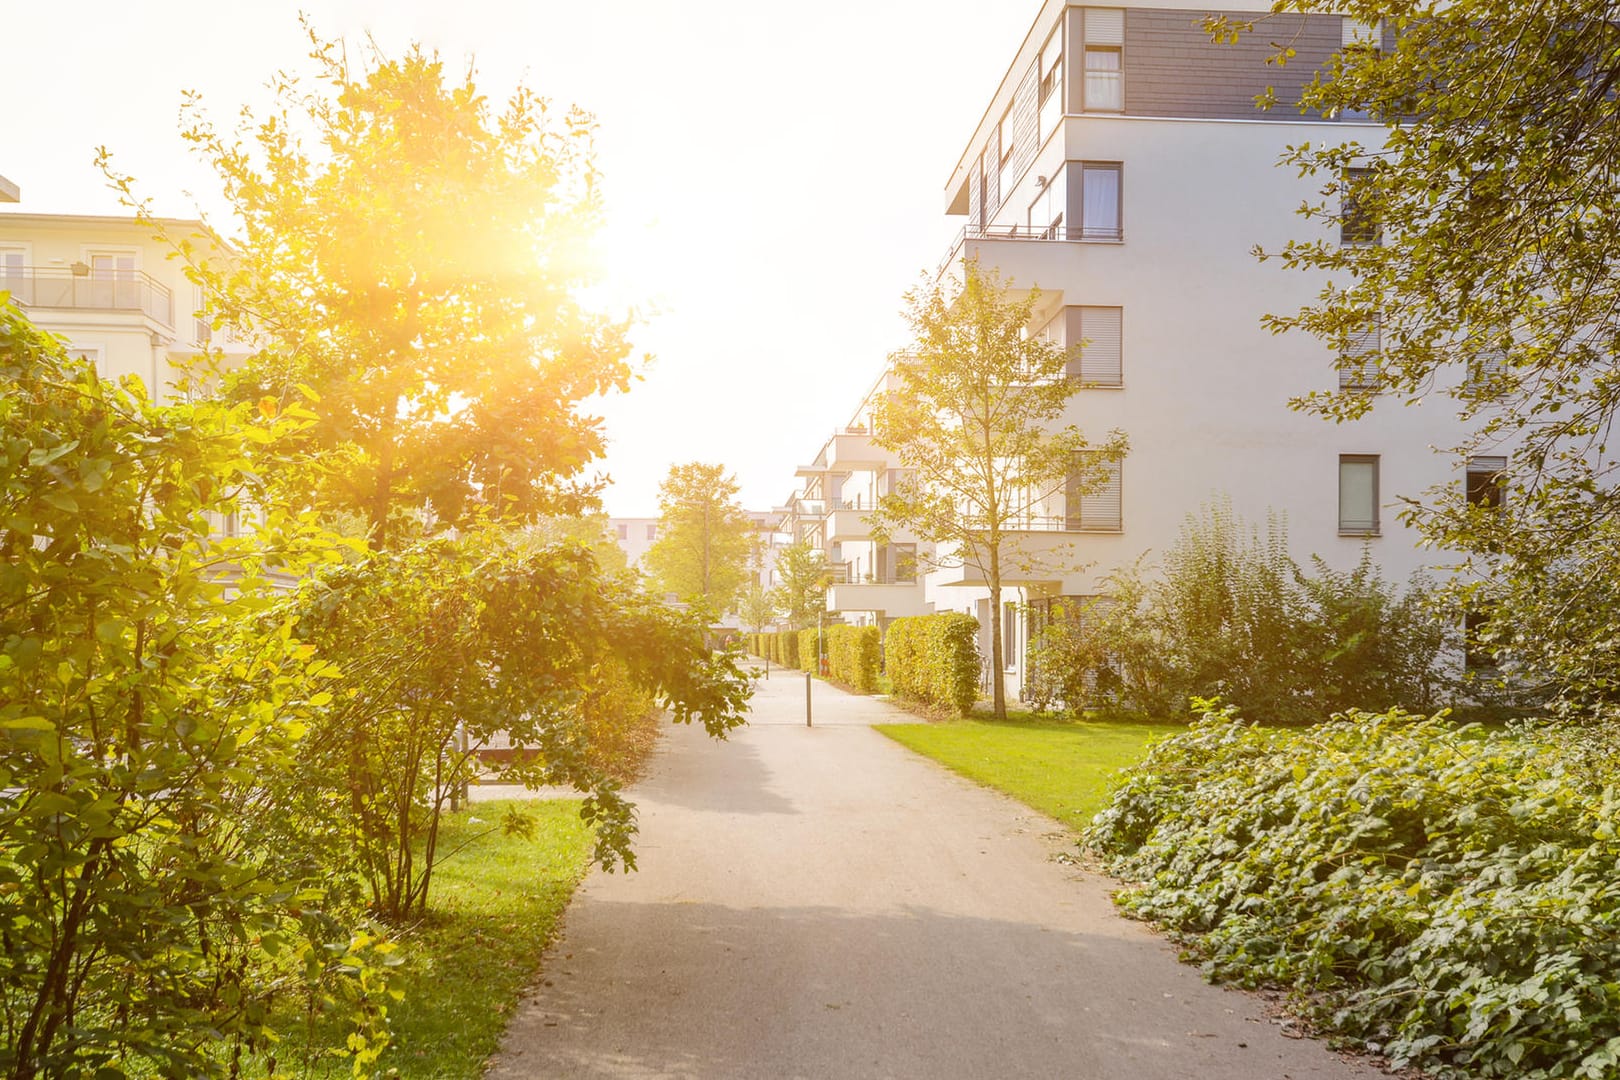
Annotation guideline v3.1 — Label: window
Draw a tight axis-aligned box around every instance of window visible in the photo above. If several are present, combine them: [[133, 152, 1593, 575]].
[[1066, 306, 1123, 386], [1065, 452, 1123, 531], [1338, 454, 1380, 535], [1002, 601, 1020, 670], [616, 523, 629, 541], [646, 524, 657, 541], [1464, 605, 1496, 671], [1341, 167, 1380, 244], [1083, 8, 1124, 112], [1338, 19, 1382, 122], [1077, 162, 1122, 240], [1466, 455, 1507, 509], [1028, 170, 1066, 239], [1038, 27, 1065, 139], [1340, 314, 1381, 390], [87, 250, 138, 310], [0, 246, 24, 301]]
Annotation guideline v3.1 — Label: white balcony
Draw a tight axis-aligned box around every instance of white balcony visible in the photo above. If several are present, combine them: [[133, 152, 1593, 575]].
[[825, 429, 888, 473], [827, 581, 930, 619], [826, 507, 873, 542]]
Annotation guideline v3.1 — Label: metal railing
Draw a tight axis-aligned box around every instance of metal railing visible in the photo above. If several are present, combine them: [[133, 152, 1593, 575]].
[[935, 221, 1124, 278], [830, 561, 917, 586], [2, 266, 173, 326]]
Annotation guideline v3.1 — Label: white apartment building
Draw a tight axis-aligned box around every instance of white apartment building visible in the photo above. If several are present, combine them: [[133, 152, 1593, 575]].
[[786, 1, 1485, 701], [0, 209, 252, 402]]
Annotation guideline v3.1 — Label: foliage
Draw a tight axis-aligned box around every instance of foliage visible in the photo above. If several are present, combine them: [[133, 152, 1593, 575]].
[[771, 539, 831, 631], [878, 719, 1165, 831], [108, 22, 635, 545], [826, 625, 882, 693], [884, 613, 981, 717], [797, 627, 824, 675], [737, 576, 779, 637], [264, 799, 593, 1079], [285, 533, 752, 920], [774, 627, 800, 669], [642, 462, 755, 617], [0, 308, 374, 1075], [1217, 1, 1620, 713], [871, 261, 1126, 718], [1026, 503, 1452, 724], [1086, 705, 1620, 1079]]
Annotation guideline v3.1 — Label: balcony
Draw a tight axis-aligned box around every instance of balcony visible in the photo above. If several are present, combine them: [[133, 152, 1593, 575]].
[[827, 565, 928, 618], [825, 428, 887, 473], [2, 265, 173, 327], [826, 506, 874, 542], [935, 222, 1122, 295]]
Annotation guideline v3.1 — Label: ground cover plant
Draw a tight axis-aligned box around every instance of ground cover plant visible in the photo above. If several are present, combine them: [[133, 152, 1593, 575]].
[[265, 799, 594, 1079], [875, 718, 1164, 830], [1086, 705, 1620, 1079]]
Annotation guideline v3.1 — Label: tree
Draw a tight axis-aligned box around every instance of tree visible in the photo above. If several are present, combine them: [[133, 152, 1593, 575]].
[[738, 577, 779, 639], [870, 263, 1127, 719], [1220, 2, 1620, 712], [105, 22, 636, 547], [772, 539, 832, 630], [643, 463, 754, 616]]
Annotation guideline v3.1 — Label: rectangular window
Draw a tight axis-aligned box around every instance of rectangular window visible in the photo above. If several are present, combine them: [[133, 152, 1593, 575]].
[[646, 524, 657, 541], [1464, 605, 1496, 671], [1083, 8, 1124, 112], [87, 250, 139, 310], [617, 523, 629, 541], [1077, 162, 1122, 241], [0, 246, 24, 301], [1466, 455, 1507, 509], [1027, 169, 1066, 239], [1038, 27, 1065, 139], [1002, 600, 1019, 670], [1341, 167, 1379, 244], [1340, 314, 1381, 390], [1338, 19, 1381, 121], [1065, 452, 1123, 531], [1338, 454, 1380, 535], [1066, 306, 1123, 386]]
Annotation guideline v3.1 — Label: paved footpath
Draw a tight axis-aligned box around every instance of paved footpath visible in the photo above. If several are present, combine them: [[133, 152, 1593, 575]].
[[489, 664, 1384, 1080]]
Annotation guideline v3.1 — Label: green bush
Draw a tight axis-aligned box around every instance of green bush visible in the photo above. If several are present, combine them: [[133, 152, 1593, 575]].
[[885, 614, 979, 715], [776, 629, 798, 669], [1028, 503, 1452, 723], [1086, 706, 1620, 1079], [798, 627, 823, 673], [826, 625, 882, 692]]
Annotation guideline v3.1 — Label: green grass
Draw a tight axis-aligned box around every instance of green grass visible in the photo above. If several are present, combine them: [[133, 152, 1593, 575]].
[[876, 718, 1169, 830], [275, 798, 595, 1079]]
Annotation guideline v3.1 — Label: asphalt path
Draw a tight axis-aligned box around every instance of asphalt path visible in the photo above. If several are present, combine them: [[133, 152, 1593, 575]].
[[489, 664, 1384, 1080]]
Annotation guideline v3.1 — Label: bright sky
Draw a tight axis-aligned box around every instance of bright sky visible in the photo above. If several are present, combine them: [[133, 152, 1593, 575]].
[[3, 0, 1034, 516]]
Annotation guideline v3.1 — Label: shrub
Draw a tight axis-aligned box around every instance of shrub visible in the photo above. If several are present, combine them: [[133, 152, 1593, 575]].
[[1028, 503, 1452, 723], [826, 625, 882, 692], [798, 627, 823, 674], [1086, 707, 1620, 1079], [885, 613, 979, 715]]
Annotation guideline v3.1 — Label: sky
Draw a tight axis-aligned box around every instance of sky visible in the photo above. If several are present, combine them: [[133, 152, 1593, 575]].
[[1, 0, 1035, 516]]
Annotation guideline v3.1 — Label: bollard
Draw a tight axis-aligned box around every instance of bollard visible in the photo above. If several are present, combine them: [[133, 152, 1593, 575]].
[[805, 671, 812, 727]]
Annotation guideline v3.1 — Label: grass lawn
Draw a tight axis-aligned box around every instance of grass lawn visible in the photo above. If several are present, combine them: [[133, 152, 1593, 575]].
[[875, 718, 1170, 831], [275, 798, 595, 1079]]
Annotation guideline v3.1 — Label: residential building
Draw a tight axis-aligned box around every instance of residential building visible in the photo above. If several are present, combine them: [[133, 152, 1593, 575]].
[[609, 511, 787, 624], [0, 210, 252, 402], [785, 1, 1485, 701]]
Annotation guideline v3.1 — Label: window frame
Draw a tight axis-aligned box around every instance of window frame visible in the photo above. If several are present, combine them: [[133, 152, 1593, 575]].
[[1338, 453, 1381, 537], [1077, 161, 1123, 242]]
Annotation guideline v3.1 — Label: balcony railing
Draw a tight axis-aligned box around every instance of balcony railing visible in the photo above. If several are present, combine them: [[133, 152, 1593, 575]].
[[831, 561, 917, 586], [2, 266, 173, 327], [935, 221, 1123, 279]]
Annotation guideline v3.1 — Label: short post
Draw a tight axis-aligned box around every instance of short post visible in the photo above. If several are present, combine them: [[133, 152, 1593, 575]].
[[805, 671, 812, 727], [763, 654, 769, 680]]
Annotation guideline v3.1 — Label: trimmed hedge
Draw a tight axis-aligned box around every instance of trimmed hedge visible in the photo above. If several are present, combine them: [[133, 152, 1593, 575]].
[[777, 630, 798, 669], [798, 628, 823, 674], [1087, 707, 1620, 1079], [826, 625, 881, 693], [884, 613, 979, 716]]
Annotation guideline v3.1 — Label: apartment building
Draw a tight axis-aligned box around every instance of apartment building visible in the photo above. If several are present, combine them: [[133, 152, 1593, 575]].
[[0, 209, 251, 402], [785, 1, 1482, 700]]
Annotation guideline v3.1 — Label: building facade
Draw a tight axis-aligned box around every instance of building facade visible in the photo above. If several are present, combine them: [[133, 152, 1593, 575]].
[[783, 1, 1482, 701]]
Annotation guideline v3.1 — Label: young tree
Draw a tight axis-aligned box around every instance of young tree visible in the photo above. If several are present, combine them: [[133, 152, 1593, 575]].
[[643, 463, 755, 616], [738, 577, 780, 639], [105, 23, 636, 546], [871, 263, 1126, 719], [772, 539, 832, 630], [1222, 2, 1620, 711]]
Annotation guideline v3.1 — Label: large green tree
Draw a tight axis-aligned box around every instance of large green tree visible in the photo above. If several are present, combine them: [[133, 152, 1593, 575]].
[[1227, 1, 1620, 710], [643, 463, 755, 616], [106, 23, 635, 546], [870, 263, 1126, 719]]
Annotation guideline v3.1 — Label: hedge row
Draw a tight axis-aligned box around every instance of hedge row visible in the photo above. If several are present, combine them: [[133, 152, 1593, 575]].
[[748, 631, 800, 669], [826, 625, 881, 693], [884, 613, 979, 716], [797, 628, 824, 674], [1087, 708, 1620, 1079]]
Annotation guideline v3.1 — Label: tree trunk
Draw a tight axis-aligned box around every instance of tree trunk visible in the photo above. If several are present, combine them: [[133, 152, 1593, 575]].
[[988, 545, 1005, 720]]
